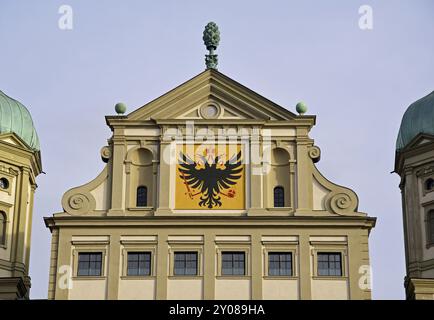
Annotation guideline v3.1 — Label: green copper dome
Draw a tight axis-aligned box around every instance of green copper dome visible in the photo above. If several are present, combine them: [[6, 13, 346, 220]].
[[396, 91, 434, 151], [0, 90, 40, 151]]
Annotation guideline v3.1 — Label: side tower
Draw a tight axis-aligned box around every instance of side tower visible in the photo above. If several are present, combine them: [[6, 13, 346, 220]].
[[395, 91, 434, 300], [0, 91, 42, 299]]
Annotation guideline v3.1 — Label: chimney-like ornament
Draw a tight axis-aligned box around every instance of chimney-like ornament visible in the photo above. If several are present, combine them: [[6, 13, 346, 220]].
[[203, 22, 220, 70]]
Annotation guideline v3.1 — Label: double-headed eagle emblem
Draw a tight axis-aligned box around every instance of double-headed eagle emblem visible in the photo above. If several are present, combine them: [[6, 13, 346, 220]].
[[178, 150, 243, 208]]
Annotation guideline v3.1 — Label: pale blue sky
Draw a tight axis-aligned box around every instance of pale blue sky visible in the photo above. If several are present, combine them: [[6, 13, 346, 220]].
[[1, 0, 433, 299]]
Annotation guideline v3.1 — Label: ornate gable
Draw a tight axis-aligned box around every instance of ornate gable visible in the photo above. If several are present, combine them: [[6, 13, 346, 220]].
[[127, 69, 297, 122]]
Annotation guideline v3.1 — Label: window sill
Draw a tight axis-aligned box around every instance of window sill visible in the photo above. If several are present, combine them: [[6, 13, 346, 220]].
[[216, 275, 251, 280], [312, 276, 347, 280], [72, 276, 106, 280], [120, 276, 155, 280], [127, 207, 154, 211], [263, 275, 297, 280], [168, 275, 203, 280]]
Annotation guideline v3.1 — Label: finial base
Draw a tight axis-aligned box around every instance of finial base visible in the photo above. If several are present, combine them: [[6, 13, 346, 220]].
[[205, 54, 218, 70]]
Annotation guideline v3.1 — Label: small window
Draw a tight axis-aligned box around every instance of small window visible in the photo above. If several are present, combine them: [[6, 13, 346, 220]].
[[317, 252, 342, 276], [429, 210, 434, 245], [268, 252, 292, 276], [136, 186, 147, 207], [425, 178, 434, 191], [0, 178, 9, 190], [174, 252, 198, 276], [222, 252, 245, 276], [274, 186, 285, 207], [127, 252, 151, 276], [77, 252, 103, 276], [0, 212, 6, 246]]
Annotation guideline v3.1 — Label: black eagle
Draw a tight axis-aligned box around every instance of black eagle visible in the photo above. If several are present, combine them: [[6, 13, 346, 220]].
[[178, 151, 243, 208]]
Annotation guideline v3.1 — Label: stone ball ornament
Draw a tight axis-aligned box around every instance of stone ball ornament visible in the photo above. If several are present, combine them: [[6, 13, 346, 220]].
[[296, 101, 308, 115], [115, 102, 127, 115]]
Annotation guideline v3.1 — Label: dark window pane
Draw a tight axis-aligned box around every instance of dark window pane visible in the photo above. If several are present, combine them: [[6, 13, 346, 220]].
[[174, 252, 197, 276], [426, 179, 434, 191], [430, 211, 434, 243], [221, 252, 245, 276], [268, 253, 292, 276], [136, 186, 148, 207], [78, 253, 102, 276], [127, 252, 151, 276], [317, 253, 342, 276], [274, 187, 284, 207]]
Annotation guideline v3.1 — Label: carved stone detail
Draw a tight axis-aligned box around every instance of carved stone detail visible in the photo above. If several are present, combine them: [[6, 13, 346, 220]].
[[100, 146, 111, 163], [325, 191, 358, 215], [308, 146, 321, 163], [63, 191, 96, 215]]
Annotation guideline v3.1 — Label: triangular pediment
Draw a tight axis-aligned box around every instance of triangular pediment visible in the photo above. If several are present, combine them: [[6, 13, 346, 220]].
[[128, 69, 297, 121], [0, 132, 31, 150], [404, 133, 434, 151]]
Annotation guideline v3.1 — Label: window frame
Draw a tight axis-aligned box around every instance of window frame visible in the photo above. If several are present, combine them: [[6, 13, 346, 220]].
[[425, 178, 434, 193], [126, 251, 152, 277], [267, 252, 293, 277], [221, 251, 246, 276], [316, 252, 343, 277], [0, 211, 6, 247], [425, 208, 434, 248], [311, 242, 347, 279], [216, 244, 251, 279], [121, 239, 157, 279], [273, 186, 285, 208], [173, 251, 199, 276], [136, 186, 148, 207], [76, 252, 104, 277], [72, 244, 108, 279], [168, 243, 203, 278], [0, 172, 13, 195]]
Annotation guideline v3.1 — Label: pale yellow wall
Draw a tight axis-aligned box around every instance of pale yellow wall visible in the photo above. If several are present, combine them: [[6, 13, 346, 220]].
[[215, 279, 251, 300], [118, 279, 155, 300], [167, 279, 203, 300], [311, 279, 349, 300], [262, 279, 298, 300], [68, 279, 107, 300], [0, 269, 11, 277]]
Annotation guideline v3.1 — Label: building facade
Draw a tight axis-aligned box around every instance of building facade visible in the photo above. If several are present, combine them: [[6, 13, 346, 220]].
[[45, 67, 375, 300], [0, 90, 42, 299], [396, 90, 434, 299]]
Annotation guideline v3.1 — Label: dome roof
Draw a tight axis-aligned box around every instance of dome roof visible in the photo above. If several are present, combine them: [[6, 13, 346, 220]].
[[0, 90, 40, 151], [396, 90, 434, 151]]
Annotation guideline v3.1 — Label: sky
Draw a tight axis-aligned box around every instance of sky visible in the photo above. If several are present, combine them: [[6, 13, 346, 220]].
[[1, 0, 433, 300]]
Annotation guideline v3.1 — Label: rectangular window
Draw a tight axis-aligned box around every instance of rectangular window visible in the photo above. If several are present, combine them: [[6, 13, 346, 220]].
[[127, 252, 151, 276], [174, 252, 198, 276], [317, 252, 342, 276], [429, 211, 434, 244], [77, 252, 102, 276], [268, 252, 292, 276], [222, 252, 245, 276]]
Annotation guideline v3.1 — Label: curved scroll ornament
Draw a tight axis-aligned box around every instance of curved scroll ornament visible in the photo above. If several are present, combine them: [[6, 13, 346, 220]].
[[324, 190, 358, 215], [101, 146, 111, 163], [308, 146, 321, 163], [62, 190, 96, 215]]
